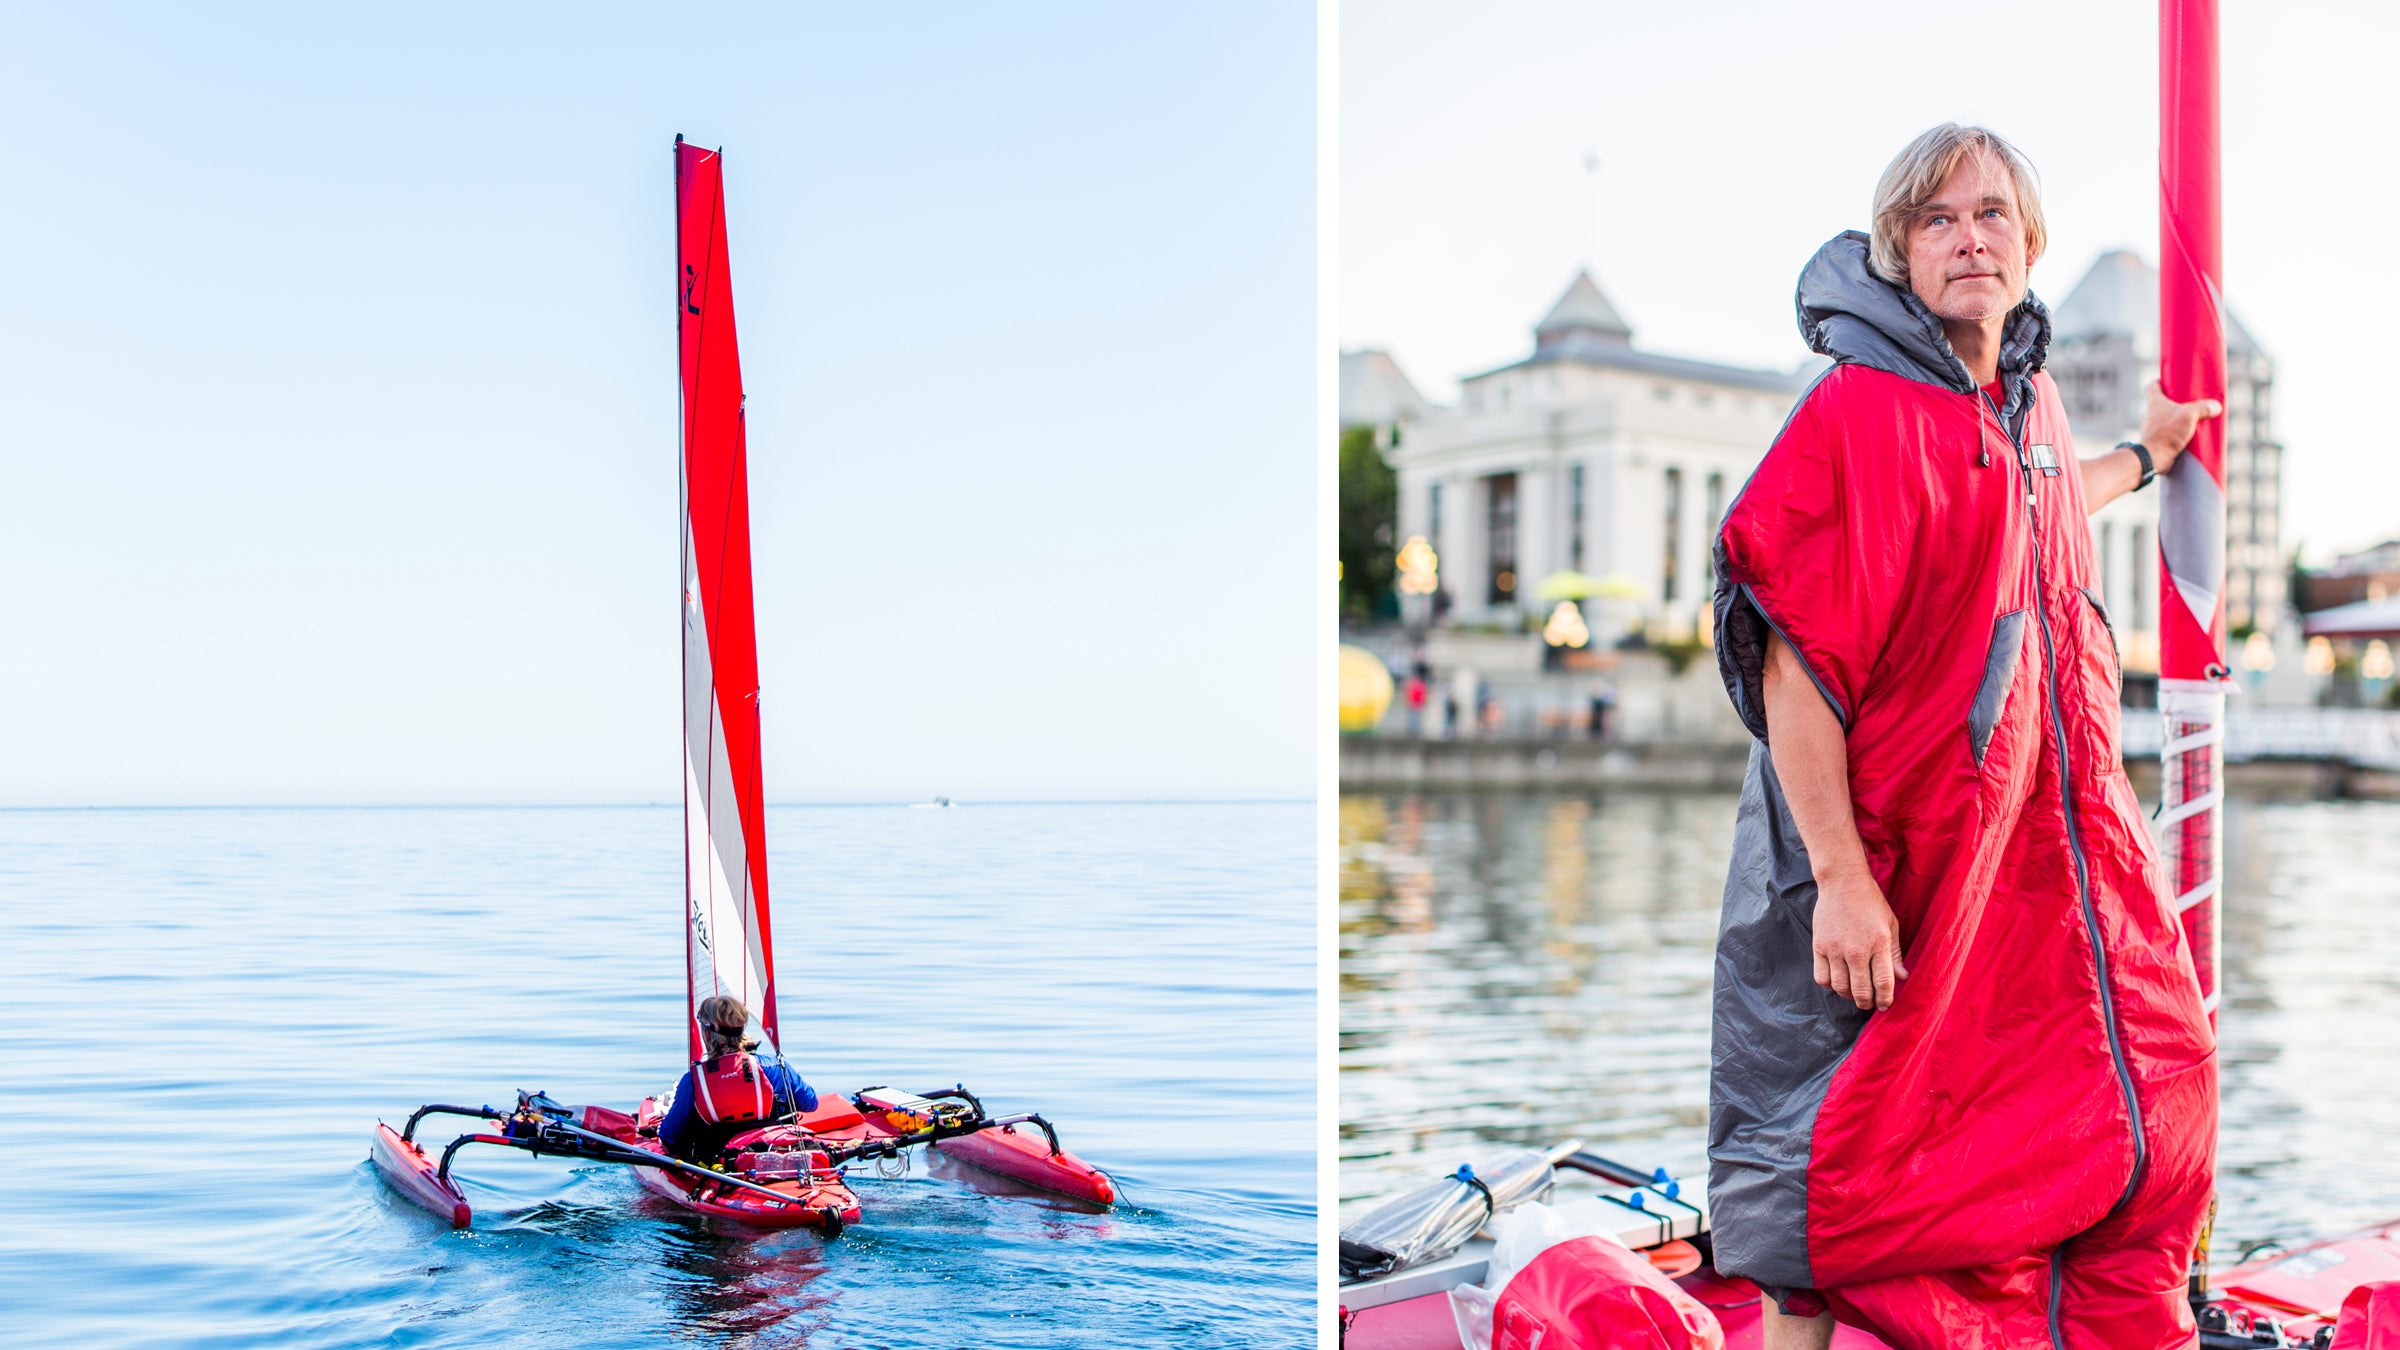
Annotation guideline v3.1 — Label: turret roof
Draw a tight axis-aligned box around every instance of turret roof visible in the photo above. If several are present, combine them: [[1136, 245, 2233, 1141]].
[[1534, 271, 1634, 349], [2052, 248, 2260, 356]]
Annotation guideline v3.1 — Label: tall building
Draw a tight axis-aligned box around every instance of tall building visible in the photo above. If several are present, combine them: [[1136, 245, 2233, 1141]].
[[1340, 348, 1430, 447], [1382, 272, 1812, 635], [2048, 250, 2286, 670]]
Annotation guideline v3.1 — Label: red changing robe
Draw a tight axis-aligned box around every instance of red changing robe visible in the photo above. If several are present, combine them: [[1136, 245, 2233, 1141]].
[[1706, 232, 2217, 1350]]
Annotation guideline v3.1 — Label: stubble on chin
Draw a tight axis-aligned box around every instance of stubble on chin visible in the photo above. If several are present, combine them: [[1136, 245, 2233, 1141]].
[[1925, 280, 2020, 326]]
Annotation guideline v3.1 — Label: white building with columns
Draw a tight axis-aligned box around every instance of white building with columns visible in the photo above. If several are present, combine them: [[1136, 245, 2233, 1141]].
[[1382, 272, 1813, 638]]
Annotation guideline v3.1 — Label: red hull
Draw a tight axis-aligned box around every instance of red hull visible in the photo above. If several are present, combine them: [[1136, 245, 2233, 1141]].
[[371, 1123, 471, 1229], [1345, 1231, 2400, 1350], [934, 1123, 1116, 1205], [2211, 1219, 2400, 1341], [1344, 1275, 1900, 1350], [624, 1142, 862, 1230], [623, 1096, 860, 1229]]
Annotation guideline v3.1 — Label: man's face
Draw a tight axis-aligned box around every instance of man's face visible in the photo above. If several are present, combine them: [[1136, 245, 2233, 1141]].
[[1904, 150, 2035, 326]]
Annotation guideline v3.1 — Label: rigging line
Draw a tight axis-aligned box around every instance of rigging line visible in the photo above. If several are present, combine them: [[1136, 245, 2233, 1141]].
[[676, 144, 702, 1060]]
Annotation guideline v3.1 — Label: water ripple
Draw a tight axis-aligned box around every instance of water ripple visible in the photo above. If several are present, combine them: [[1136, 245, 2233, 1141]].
[[0, 802, 1312, 1348]]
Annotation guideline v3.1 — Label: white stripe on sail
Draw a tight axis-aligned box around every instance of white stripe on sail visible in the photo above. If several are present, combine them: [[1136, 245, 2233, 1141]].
[[684, 746, 743, 999], [682, 520, 777, 1057]]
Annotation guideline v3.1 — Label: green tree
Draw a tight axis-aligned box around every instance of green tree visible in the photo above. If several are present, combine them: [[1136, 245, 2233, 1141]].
[[1339, 425, 1398, 621]]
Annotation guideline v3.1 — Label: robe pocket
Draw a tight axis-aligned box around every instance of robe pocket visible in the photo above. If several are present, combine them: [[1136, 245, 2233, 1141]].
[[1968, 609, 2029, 766], [2080, 587, 2122, 687], [2069, 586, 2127, 777]]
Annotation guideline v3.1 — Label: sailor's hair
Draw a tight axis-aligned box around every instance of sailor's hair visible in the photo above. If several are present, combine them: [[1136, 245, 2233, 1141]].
[[696, 995, 757, 1058], [1869, 124, 2047, 287]]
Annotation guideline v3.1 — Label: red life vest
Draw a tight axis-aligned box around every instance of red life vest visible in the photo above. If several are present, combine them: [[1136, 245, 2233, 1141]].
[[692, 1052, 774, 1125]]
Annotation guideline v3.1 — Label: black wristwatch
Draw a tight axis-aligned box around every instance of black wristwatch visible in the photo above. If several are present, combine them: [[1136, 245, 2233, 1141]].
[[2117, 441, 2156, 491]]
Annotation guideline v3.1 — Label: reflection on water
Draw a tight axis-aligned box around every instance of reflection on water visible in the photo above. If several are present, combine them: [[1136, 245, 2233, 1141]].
[[1340, 791, 2400, 1257], [652, 1226, 836, 1342]]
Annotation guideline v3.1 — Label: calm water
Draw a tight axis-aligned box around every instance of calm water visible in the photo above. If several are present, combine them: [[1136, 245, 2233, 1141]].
[[1340, 791, 2400, 1261], [0, 802, 1312, 1348]]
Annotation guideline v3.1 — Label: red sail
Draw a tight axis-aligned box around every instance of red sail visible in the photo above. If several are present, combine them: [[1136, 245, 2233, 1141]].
[[676, 139, 778, 1062]]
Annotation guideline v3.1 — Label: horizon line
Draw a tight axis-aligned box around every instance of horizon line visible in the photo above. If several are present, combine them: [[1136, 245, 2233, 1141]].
[[0, 796, 1312, 812]]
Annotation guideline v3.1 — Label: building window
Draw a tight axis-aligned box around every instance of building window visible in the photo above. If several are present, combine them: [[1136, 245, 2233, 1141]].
[[1428, 482, 1443, 563], [1662, 467, 1683, 603], [1704, 471, 1725, 589], [1569, 463, 1586, 572], [1486, 473, 1518, 606], [2098, 522, 2114, 599]]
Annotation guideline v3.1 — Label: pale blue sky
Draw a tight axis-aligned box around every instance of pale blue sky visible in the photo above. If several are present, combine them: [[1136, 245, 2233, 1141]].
[[1344, 0, 2397, 562], [1, 4, 1316, 805]]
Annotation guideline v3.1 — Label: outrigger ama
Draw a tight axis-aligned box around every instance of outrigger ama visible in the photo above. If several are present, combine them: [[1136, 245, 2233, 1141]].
[[370, 137, 1113, 1232]]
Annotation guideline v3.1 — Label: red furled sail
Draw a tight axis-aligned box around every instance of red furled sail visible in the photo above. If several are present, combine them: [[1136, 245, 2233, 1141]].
[[676, 138, 779, 1063], [2159, 0, 2228, 1024]]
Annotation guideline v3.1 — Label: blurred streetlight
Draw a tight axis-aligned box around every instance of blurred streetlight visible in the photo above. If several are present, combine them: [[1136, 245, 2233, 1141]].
[[2304, 636, 2336, 677], [2365, 640, 2396, 710], [1395, 535, 1439, 597], [2241, 630, 2275, 690], [1543, 600, 1591, 649]]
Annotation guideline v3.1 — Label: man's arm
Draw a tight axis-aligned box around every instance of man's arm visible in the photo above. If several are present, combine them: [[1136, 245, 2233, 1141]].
[[1763, 629, 1906, 1011], [2081, 381, 2224, 515]]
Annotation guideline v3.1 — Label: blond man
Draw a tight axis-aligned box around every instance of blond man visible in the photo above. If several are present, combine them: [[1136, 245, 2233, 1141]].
[[1708, 125, 2222, 1349]]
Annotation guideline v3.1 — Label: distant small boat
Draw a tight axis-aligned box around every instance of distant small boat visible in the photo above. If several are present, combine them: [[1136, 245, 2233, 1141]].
[[910, 796, 954, 809]]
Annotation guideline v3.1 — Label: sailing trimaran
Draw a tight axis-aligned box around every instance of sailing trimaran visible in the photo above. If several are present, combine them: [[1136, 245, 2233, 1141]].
[[370, 137, 1114, 1233]]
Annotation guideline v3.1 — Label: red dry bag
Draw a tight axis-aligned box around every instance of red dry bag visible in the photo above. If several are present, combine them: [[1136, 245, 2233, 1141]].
[[692, 1052, 774, 1125]]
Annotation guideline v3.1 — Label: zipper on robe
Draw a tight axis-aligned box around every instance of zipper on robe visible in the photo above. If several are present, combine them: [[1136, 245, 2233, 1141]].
[[1980, 389, 2148, 1349]]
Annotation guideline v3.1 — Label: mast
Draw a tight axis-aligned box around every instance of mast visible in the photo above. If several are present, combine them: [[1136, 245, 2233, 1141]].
[[675, 138, 780, 1064], [2157, 0, 2227, 1031]]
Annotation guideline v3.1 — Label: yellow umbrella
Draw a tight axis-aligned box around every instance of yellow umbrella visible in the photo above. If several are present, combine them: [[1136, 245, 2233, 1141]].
[[1534, 570, 1600, 602], [1338, 645, 1396, 733], [1536, 570, 1645, 602]]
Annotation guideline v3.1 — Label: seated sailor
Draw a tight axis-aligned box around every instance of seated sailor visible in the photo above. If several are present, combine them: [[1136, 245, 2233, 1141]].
[[658, 995, 819, 1162]]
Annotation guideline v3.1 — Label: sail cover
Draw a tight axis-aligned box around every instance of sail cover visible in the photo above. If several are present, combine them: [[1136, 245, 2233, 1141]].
[[676, 138, 778, 1063]]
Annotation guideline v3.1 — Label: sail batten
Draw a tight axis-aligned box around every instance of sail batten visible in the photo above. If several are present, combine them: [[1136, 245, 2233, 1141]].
[[676, 141, 777, 1064]]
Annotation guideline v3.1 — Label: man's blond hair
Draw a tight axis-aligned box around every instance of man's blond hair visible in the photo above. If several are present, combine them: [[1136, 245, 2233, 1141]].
[[1869, 124, 2047, 286]]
